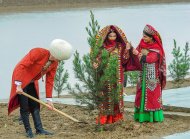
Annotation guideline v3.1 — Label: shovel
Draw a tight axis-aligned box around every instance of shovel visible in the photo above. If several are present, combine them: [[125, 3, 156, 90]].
[[19, 91, 83, 123]]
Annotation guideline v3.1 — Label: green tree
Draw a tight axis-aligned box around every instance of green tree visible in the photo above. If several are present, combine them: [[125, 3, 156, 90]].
[[67, 11, 104, 110], [68, 11, 120, 112], [54, 60, 69, 98], [183, 42, 190, 77], [125, 71, 138, 87], [68, 11, 125, 131], [168, 40, 190, 87]]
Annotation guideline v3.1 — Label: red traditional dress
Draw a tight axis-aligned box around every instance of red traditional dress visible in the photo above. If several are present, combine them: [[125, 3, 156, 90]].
[[95, 25, 129, 124], [126, 25, 166, 122], [8, 48, 58, 115]]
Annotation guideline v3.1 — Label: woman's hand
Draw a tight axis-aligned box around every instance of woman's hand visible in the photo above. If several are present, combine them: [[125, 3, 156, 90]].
[[141, 49, 149, 55], [93, 62, 99, 69], [126, 42, 132, 50], [132, 48, 139, 55]]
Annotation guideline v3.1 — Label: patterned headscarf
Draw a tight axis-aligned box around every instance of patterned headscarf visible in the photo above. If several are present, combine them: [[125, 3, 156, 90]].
[[96, 25, 128, 47], [138, 24, 166, 89]]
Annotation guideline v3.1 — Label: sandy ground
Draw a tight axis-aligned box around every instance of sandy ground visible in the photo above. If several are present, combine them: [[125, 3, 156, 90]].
[[0, 103, 190, 139]]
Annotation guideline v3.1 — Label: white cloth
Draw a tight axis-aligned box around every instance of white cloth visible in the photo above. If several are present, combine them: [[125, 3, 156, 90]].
[[15, 81, 22, 86], [46, 98, 52, 102]]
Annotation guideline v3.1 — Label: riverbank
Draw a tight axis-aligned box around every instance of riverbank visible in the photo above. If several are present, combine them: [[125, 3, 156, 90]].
[[1, 103, 190, 139], [0, 0, 190, 13], [124, 77, 190, 95]]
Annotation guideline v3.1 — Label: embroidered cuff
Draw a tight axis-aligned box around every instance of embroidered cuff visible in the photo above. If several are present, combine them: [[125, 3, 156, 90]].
[[15, 81, 22, 86], [46, 98, 52, 102]]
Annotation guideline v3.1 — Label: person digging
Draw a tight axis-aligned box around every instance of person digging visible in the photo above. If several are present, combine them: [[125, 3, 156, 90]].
[[8, 39, 72, 138]]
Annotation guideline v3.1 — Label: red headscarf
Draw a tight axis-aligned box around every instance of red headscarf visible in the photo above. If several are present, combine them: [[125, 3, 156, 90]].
[[104, 40, 117, 49], [103, 25, 127, 49], [137, 24, 166, 89]]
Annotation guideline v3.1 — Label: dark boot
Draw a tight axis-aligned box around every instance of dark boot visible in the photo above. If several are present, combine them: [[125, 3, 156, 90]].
[[20, 109, 34, 138], [26, 130, 34, 138], [31, 109, 53, 135]]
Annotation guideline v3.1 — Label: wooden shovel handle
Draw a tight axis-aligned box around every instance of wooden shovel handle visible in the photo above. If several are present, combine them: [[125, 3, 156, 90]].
[[19, 91, 80, 123]]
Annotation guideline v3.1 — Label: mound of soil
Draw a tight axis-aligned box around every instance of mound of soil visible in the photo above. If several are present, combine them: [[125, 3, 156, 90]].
[[0, 103, 190, 139]]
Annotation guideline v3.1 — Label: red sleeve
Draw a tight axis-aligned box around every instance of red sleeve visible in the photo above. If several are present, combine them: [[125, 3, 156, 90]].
[[124, 48, 141, 71], [45, 62, 58, 98], [121, 44, 129, 65], [146, 51, 159, 63], [125, 55, 141, 71], [14, 48, 45, 82]]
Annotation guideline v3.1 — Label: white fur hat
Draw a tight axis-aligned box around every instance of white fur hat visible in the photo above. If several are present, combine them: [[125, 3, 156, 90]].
[[49, 39, 72, 60]]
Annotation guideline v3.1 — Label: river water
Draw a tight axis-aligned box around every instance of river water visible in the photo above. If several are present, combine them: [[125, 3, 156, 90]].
[[0, 3, 190, 99]]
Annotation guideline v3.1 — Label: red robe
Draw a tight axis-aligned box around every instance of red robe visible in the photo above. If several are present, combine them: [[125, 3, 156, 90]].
[[8, 48, 58, 115], [95, 25, 129, 124], [126, 24, 166, 111], [126, 41, 166, 111]]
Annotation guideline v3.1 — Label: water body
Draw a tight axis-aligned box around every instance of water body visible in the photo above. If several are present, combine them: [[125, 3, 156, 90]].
[[0, 3, 190, 99]]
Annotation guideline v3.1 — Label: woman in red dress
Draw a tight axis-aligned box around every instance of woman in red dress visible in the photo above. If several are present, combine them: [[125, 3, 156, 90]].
[[126, 24, 166, 122], [93, 25, 130, 124]]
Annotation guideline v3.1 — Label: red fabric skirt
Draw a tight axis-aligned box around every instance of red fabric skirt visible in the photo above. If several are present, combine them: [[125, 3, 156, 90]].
[[96, 113, 123, 125], [96, 104, 123, 124]]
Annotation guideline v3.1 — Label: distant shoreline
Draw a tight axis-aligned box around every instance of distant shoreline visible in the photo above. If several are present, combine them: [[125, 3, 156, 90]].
[[0, 0, 190, 13]]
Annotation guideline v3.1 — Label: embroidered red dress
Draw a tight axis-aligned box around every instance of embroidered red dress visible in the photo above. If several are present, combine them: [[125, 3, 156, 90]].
[[95, 25, 129, 124], [126, 25, 166, 122], [8, 48, 58, 115]]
